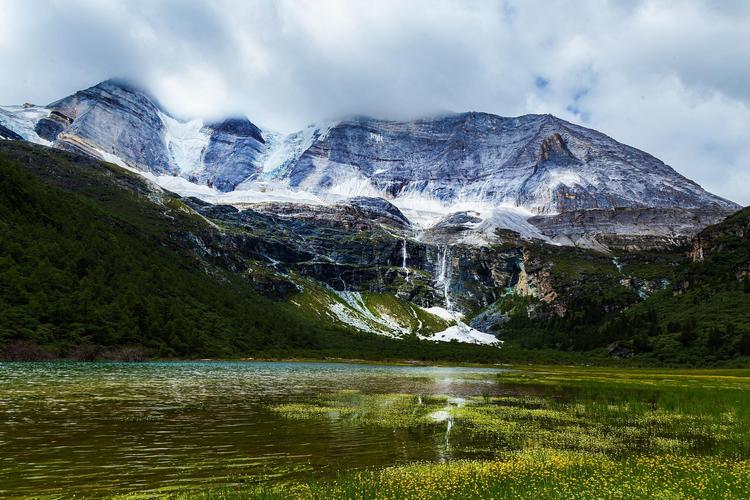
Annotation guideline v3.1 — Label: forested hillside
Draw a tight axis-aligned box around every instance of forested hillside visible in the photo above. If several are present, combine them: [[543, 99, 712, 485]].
[[0, 141, 747, 366], [0, 142, 502, 362], [495, 209, 750, 366]]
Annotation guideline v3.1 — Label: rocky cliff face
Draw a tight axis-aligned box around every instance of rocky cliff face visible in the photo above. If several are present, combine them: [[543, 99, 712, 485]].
[[41, 79, 175, 173], [270, 113, 737, 214], [3, 80, 267, 191], [688, 207, 750, 266], [529, 207, 735, 251], [194, 118, 266, 191], [0, 78, 740, 252], [176, 195, 524, 316]]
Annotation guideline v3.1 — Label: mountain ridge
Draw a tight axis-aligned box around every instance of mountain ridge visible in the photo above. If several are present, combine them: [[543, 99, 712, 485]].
[[1, 141, 747, 364], [0, 78, 739, 252]]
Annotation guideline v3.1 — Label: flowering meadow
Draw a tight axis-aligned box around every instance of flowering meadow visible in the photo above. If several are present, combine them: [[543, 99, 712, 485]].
[[165, 366, 750, 499]]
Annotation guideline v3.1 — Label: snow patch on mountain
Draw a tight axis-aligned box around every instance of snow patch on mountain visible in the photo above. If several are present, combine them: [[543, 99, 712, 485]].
[[468, 206, 550, 243], [421, 306, 456, 322], [418, 306, 501, 346], [253, 122, 337, 182], [159, 112, 210, 175], [94, 147, 132, 170], [424, 324, 502, 345], [151, 175, 324, 206], [0, 105, 51, 145], [392, 197, 549, 242], [545, 170, 585, 189]]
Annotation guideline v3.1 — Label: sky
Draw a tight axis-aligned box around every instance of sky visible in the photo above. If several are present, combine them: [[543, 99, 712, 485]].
[[0, 0, 748, 205]]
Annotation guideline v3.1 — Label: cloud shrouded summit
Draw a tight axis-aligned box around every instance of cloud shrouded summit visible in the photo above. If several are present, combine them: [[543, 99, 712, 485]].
[[0, 0, 747, 204]]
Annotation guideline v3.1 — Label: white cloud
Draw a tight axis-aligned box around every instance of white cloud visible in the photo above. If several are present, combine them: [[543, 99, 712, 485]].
[[0, 0, 747, 204]]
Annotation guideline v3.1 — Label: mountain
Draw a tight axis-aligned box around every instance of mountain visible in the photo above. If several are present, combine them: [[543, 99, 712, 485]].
[[1, 79, 267, 190], [269, 113, 735, 214], [1, 78, 747, 363], [0, 141, 505, 360], [0, 79, 738, 252], [0, 141, 747, 364]]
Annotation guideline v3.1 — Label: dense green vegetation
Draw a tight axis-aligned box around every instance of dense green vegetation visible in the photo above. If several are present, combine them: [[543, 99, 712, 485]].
[[0, 141, 747, 366], [0, 143, 503, 362], [490, 215, 750, 366]]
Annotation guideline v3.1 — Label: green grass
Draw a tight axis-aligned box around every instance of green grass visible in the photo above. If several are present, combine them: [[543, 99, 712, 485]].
[[211, 452, 749, 499], [360, 292, 453, 335], [0, 142, 505, 363], [270, 391, 451, 428], [170, 365, 750, 499]]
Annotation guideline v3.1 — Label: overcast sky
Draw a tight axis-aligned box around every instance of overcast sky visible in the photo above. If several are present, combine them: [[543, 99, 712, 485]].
[[1, 0, 748, 204]]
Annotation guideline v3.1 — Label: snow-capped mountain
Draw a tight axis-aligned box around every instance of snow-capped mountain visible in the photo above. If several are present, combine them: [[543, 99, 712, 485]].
[[2, 79, 267, 191], [271, 113, 737, 214], [0, 78, 739, 248]]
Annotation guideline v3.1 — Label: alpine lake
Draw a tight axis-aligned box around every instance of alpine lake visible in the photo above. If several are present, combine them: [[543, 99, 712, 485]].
[[1, 361, 748, 498]]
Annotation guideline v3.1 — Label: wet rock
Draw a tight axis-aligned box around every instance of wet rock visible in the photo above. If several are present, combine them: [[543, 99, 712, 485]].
[[346, 197, 411, 228]]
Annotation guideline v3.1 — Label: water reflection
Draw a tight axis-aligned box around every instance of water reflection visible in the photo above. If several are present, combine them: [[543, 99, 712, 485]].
[[0, 361, 506, 496]]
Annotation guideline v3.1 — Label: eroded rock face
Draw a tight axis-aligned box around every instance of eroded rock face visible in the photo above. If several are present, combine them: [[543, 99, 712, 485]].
[[34, 111, 73, 141], [181, 196, 524, 311], [687, 206, 750, 267], [47, 79, 175, 173], [196, 118, 267, 191], [528, 207, 735, 251], [274, 113, 738, 214], [346, 197, 411, 228], [513, 250, 564, 315], [438, 245, 522, 312]]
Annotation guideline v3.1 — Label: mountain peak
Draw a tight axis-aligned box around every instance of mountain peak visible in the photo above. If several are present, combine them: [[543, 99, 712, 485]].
[[94, 77, 151, 95], [0, 80, 740, 217], [206, 117, 265, 144]]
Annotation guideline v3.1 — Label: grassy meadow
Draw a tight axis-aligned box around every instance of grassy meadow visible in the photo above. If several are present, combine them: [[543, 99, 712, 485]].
[[171, 365, 750, 499]]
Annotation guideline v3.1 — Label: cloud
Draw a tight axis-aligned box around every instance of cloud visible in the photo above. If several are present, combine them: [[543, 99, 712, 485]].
[[0, 0, 747, 204]]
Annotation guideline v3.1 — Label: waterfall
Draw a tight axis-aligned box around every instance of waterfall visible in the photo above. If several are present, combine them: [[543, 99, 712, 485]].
[[401, 238, 409, 282], [429, 245, 503, 346], [437, 246, 452, 311], [438, 247, 469, 335], [612, 257, 624, 273]]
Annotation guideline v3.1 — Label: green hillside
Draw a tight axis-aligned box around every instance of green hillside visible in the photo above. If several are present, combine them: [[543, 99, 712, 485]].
[[0, 142, 500, 362], [492, 208, 750, 366], [1, 141, 747, 366]]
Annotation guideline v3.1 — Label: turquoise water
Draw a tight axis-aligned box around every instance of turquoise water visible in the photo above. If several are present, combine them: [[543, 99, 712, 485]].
[[0, 361, 506, 496]]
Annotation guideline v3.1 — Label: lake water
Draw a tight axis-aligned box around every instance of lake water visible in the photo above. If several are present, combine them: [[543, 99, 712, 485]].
[[0, 361, 509, 497]]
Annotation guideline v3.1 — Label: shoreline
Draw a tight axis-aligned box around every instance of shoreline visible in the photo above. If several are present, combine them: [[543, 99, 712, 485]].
[[3, 356, 750, 375]]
